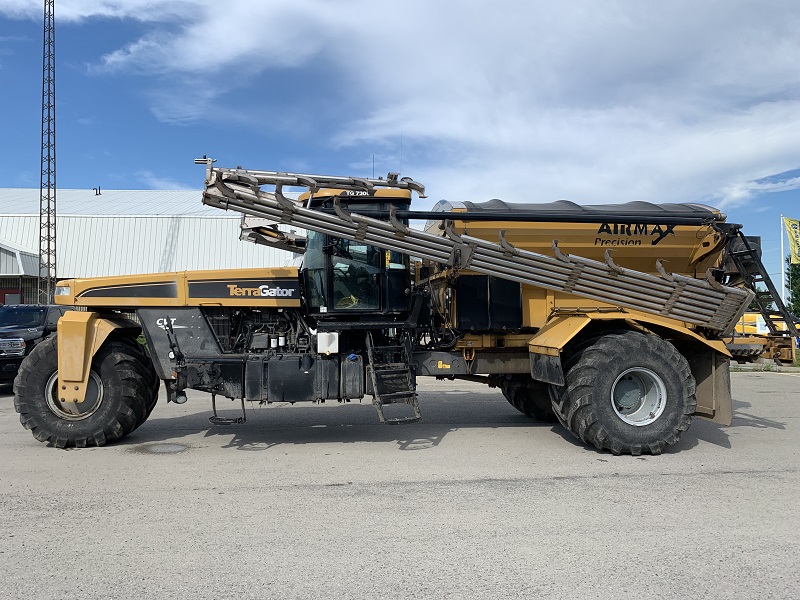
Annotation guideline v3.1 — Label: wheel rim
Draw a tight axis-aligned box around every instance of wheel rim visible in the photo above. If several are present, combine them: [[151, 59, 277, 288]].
[[611, 368, 666, 426], [45, 371, 105, 421]]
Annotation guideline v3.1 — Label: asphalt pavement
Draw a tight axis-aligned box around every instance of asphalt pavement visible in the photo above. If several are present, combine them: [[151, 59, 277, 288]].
[[0, 372, 798, 600]]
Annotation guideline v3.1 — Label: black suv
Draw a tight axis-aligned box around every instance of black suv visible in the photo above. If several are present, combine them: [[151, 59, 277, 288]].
[[0, 305, 69, 383]]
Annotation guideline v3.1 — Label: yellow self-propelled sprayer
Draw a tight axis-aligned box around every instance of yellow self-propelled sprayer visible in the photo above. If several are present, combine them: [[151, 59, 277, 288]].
[[14, 158, 797, 454]]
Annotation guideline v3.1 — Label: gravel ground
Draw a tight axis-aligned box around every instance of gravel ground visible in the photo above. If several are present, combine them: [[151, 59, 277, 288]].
[[1, 372, 798, 600]]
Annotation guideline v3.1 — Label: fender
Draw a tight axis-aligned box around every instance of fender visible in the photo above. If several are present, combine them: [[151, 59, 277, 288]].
[[57, 311, 140, 404], [527, 310, 733, 425]]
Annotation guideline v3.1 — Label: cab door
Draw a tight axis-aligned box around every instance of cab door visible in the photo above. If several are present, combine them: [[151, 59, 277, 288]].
[[328, 239, 381, 311]]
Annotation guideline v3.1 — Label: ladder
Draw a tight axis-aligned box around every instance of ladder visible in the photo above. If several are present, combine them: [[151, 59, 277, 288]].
[[727, 230, 799, 338], [198, 161, 753, 335], [365, 332, 420, 425]]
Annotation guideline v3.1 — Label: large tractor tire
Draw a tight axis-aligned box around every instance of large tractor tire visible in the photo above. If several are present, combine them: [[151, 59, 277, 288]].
[[14, 336, 155, 448], [549, 331, 696, 455], [501, 377, 558, 422], [119, 337, 160, 423]]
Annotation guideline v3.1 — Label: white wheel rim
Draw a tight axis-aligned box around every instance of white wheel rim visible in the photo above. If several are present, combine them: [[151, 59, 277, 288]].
[[611, 367, 666, 426], [45, 371, 105, 421]]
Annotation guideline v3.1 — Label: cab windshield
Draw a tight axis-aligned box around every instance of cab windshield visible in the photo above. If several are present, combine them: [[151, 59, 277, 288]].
[[301, 197, 412, 315]]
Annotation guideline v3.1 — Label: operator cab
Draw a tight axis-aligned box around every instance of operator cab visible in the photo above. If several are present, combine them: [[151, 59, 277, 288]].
[[300, 189, 412, 320]]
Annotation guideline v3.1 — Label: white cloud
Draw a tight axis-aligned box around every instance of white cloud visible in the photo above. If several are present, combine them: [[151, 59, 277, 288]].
[[135, 170, 195, 190], [3, 0, 800, 207], [720, 175, 800, 209], [1, 0, 198, 22]]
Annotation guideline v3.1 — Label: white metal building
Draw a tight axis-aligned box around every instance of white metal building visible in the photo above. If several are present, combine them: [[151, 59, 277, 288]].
[[0, 188, 295, 304]]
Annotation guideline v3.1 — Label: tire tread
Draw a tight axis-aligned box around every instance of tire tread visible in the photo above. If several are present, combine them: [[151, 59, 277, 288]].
[[14, 336, 156, 448], [550, 330, 696, 455]]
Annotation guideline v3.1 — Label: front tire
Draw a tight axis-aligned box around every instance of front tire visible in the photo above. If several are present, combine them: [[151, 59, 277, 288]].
[[549, 331, 696, 455], [118, 337, 160, 423], [14, 336, 153, 448]]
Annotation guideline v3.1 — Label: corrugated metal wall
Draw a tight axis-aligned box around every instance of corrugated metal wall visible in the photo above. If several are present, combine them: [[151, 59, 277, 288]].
[[0, 241, 39, 276], [0, 189, 214, 216], [18, 251, 39, 276], [0, 215, 296, 278], [0, 247, 19, 275]]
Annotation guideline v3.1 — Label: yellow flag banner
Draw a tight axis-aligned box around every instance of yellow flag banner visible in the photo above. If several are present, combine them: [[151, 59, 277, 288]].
[[785, 217, 800, 264]]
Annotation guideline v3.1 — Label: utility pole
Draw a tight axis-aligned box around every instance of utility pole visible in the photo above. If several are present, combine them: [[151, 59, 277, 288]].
[[38, 0, 57, 303]]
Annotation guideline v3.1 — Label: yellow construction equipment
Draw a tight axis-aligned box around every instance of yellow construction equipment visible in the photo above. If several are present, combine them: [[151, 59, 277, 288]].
[[16, 158, 794, 456]]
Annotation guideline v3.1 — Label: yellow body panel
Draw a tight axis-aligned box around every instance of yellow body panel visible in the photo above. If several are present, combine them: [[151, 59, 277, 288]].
[[526, 311, 730, 357], [299, 188, 412, 202], [732, 312, 790, 335], [527, 315, 592, 356], [55, 267, 302, 308], [57, 312, 125, 403], [440, 220, 724, 277]]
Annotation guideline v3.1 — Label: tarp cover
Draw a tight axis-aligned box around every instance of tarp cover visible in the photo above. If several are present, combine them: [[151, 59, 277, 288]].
[[434, 199, 721, 220]]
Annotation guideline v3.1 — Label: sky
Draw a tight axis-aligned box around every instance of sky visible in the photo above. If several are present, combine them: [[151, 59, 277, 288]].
[[1, 0, 799, 287]]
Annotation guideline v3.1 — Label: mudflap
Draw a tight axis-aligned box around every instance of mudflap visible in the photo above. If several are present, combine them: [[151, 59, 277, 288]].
[[686, 349, 732, 425]]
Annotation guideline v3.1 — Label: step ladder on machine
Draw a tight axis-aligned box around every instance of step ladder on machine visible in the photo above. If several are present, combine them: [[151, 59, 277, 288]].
[[365, 332, 421, 425], [727, 230, 800, 338]]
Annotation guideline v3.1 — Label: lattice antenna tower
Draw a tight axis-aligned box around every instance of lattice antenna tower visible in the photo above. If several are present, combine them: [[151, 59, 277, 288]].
[[39, 0, 57, 303]]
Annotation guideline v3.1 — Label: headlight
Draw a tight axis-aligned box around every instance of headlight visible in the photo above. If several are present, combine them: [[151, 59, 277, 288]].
[[55, 285, 71, 296]]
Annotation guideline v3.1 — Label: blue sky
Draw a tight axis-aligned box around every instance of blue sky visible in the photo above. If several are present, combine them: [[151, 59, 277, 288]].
[[1, 1, 799, 285]]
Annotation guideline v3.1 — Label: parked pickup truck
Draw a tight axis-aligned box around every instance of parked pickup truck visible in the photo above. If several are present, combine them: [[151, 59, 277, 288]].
[[0, 305, 70, 383]]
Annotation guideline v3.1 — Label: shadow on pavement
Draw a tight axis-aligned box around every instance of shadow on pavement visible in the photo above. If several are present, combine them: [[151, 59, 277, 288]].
[[119, 394, 551, 452], [678, 397, 787, 451], [729, 399, 786, 430], [10, 383, 783, 456]]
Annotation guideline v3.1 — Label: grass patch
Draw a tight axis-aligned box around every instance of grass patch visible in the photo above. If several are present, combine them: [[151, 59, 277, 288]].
[[730, 361, 775, 372]]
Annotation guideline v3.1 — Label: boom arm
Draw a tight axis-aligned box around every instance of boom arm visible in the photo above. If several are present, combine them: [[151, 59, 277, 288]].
[[199, 161, 753, 334]]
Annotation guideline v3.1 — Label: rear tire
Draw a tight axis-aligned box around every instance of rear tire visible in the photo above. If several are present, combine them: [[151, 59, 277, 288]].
[[501, 377, 557, 422], [14, 336, 153, 448], [549, 331, 696, 455]]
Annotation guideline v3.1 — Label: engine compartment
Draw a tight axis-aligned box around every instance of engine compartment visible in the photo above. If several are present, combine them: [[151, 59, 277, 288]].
[[201, 307, 310, 355]]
